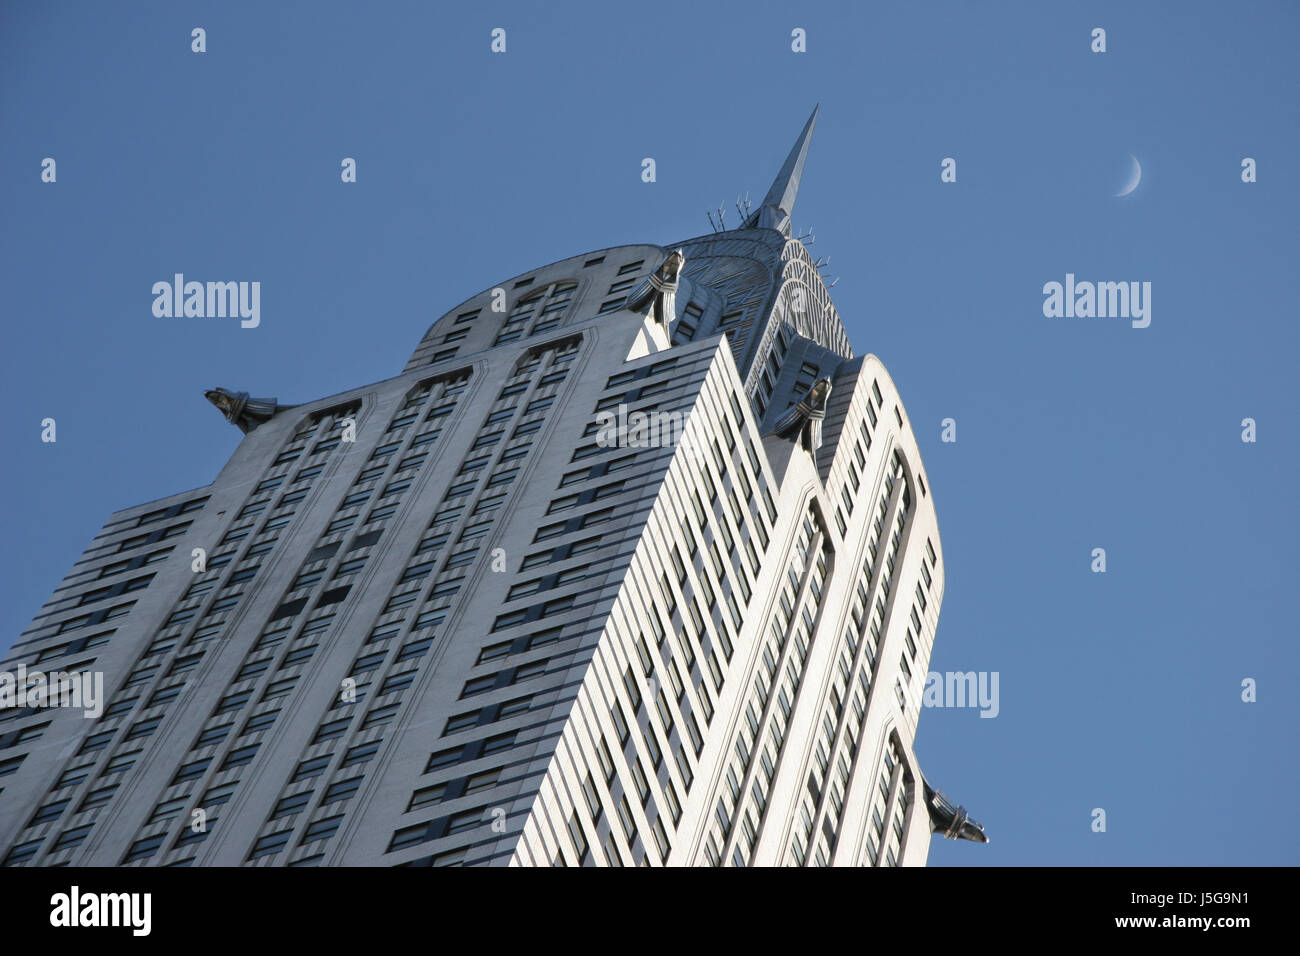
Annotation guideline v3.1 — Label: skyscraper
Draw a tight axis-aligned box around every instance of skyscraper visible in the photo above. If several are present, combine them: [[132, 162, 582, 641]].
[[0, 107, 985, 867]]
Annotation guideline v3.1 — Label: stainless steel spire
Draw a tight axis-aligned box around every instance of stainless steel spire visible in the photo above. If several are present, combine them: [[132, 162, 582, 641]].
[[745, 104, 819, 236]]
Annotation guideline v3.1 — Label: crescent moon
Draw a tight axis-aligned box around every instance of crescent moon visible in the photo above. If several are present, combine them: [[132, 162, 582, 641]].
[[1115, 154, 1141, 197]]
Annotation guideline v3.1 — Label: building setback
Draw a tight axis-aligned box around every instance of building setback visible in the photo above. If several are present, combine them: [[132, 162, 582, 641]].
[[0, 107, 986, 867]]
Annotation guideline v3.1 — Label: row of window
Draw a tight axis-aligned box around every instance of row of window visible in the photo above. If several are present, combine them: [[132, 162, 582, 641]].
[[111, 409, 372, 865], [806, 452, 921, 865], [559, 366, 776, 867], [709, 510, 828, 867], [259, 353, 552, 863], [189, 377, 469, 864], [10, 409, 357, 865], [374, 339, 586, 862], [412, 255, 647, 371]]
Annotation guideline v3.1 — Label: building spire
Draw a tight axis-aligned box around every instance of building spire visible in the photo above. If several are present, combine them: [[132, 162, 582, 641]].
[[744, 104, 819, 236]]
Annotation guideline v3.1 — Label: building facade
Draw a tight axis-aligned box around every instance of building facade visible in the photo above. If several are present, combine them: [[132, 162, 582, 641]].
[[0, 108, 984, 867]]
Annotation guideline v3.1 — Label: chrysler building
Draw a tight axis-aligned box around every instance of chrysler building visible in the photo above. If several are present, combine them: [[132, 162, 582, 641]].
[[0, 107, 986, 866]]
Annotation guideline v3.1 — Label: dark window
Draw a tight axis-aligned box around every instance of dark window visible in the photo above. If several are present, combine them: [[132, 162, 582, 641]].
[[271, 792, 312, 819], [248, 830, 292, 860]]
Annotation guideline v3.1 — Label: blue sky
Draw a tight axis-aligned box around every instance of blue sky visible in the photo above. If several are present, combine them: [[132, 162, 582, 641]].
[[2, 1, 1296, 865]]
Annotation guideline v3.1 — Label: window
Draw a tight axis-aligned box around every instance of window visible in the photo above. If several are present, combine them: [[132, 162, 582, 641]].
[[617, 794, 637, 841], [78, 729, 115, 754], [147, 796, 187, 825], [342, 741, 380, 767], [198, 782, 237, 810], [629, 706, 658, 761], [221, 743, 260, 770], [284, 643, 318, 667], [0, 754, 28, 779], [378, 673, 415, 697], [481, 731, 515, 755], [301, 815, 345, 844], [236, 658, 271, 682], [409, 781, 449, 809], [498, 696, 532, 719], [77, 785, 118, 812], [292, 756, 331, 782], [103, 749, 143, 777], [447, 807, 484, 834], [662, 780, 683, 825], [596, 736, 616, 784], [123, 834, 165, 863], [29, 799, 70, 826], [389, 822, 432, 852], [248, 830, 292, 860], [313, 717, 352, 743], [261, 676, 299, 701], [323, 776, 364, 805], [272, 792, 312, 819], [398, 636, 433, 662], [444, 709, 481, 734], [461, 674, 497, 698], [425, 747, 462, 772]]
